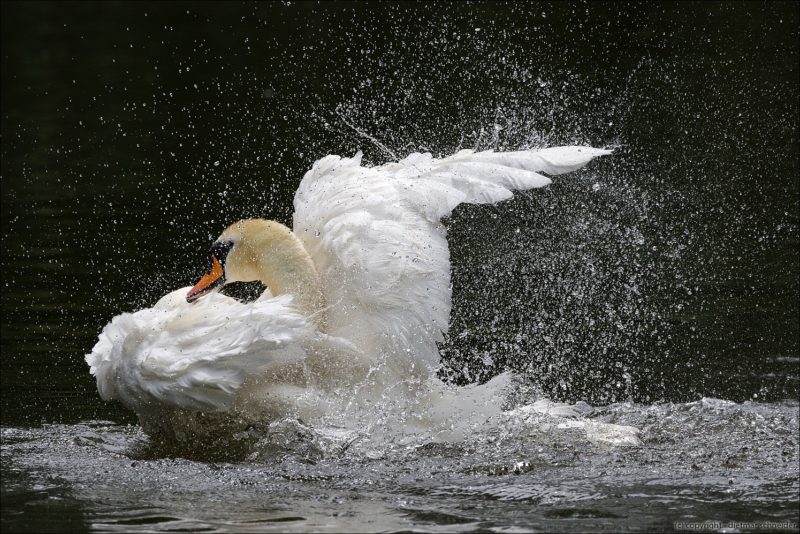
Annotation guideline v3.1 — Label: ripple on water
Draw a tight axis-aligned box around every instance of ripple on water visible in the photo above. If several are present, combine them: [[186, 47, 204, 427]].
[[1, 399, 798, 532]]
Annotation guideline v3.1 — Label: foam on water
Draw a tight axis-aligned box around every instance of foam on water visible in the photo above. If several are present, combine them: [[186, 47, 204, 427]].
[[2, 397, 797, 532]]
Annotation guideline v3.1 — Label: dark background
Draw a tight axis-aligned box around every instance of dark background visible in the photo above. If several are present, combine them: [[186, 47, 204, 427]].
[[1, 1, 798, 426]]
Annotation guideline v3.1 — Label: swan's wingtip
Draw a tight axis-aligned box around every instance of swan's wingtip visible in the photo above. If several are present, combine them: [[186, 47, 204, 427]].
[[590, 146, 614, 156]]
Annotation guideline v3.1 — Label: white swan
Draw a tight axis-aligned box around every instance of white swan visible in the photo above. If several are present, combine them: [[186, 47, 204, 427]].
[[86, 146, 611, 447]]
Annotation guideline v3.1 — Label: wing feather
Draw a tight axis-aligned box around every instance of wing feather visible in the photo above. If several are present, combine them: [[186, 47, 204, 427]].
[[292, 146, 611, 374], [85, 289, 312, 412]]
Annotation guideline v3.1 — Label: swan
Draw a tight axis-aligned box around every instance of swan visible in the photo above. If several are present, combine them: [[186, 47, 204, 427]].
[[86, 146, 611, 449]]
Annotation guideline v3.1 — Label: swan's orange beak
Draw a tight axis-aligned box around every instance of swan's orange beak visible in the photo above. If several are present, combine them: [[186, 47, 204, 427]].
[[187, 256, 225, 303]]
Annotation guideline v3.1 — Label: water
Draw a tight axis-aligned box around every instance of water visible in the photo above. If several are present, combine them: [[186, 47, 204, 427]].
[[1, 2, 798, 532], [3, 399, 798, 532]]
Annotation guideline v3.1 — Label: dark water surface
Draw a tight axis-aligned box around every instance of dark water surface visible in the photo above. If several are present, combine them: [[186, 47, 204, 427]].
[[1, 2, 798, 532]]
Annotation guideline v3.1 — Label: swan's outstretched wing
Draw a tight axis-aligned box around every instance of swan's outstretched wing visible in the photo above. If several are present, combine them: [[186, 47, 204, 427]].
[[85, 288, 312, 412], [292, 146, 610, 373]]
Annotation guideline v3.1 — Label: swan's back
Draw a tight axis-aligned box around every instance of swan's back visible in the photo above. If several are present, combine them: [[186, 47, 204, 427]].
[[86, 290, 312, 413]]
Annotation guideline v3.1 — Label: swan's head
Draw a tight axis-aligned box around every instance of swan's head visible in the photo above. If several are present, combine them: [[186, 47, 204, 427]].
[[186, 219, 304, 302], [186, 219, 270, 303]]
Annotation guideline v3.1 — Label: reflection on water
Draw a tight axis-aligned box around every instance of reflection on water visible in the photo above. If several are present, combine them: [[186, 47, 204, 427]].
[[1, 1, 798, 532]]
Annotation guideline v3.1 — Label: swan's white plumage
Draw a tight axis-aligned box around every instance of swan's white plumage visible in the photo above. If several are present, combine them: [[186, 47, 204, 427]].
[[293, 146, 611, 374], [86, 291, 315, 412], [87, 145, 610, 437]]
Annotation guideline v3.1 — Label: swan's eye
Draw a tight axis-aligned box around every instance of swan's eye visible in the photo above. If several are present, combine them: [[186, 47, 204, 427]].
[[209, 240, 234, 268]]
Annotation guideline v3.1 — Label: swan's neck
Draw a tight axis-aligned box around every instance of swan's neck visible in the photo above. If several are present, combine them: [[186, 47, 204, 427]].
[[227, 220, 326, 326]]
